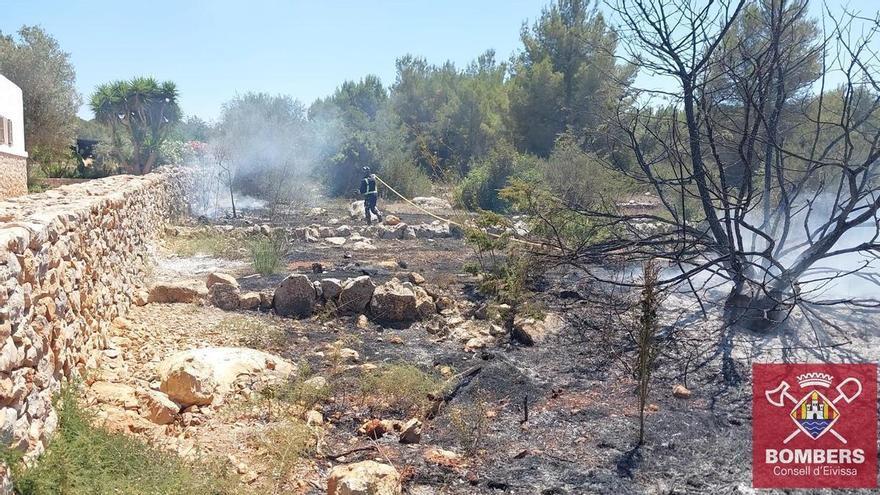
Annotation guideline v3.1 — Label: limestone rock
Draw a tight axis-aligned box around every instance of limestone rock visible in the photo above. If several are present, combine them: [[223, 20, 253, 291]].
[[90, 381, 138, 409], [411, 223, 451, 239], [326, 237, 347, 247], [320, 278, 343, 302], [141, 390, 179, 425], [356, 314, 369, 330], [133, 290, 150, 306], [209, 283, 241, 311], [672, 384, 692, 399], [327, 460, 401, 495], [399, 418, 422, 444], [407, 272, 425, 285], [273, 274, 316, 318], [383, 215, 401, 226], [511, 313, 564, 346], [349, 200, 365, 219], [240, 292, 261, 310], [206, 272, 239, 289], [370, 278, 434, 323], [158, 347, 295, 407], [305, 410, 324, 426], [148, 280, 208, 304], [337, 276, 375, 315]]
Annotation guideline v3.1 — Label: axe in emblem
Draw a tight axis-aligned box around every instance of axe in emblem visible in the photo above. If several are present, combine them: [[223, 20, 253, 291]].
[[765, 378, 862, 444]]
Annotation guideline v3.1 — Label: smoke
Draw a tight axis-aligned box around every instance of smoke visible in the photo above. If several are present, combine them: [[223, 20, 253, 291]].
[[187, 92, 341, 217]]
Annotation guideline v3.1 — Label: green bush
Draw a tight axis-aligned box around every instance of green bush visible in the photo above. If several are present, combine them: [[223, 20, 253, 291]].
[[248, 233, 288, 275], [539, 135, 632, 207], [8, 387, 239, 495], [456, 144, 538, 212], [359, 363, 441, 416], [379, 157, 431, 199]]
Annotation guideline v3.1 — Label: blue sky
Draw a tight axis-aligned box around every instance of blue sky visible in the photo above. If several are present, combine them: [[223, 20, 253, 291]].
[[2, 0, 877, 121]]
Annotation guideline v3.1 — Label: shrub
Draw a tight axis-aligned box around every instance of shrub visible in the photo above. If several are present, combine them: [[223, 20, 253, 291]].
[[359, 363, 441, 416], [247, 233, 288, 275], [247, 420, 315, 485], [447, 394, 490, 455], [456, 143, 538, 212], [539, 135, 631, 207], [379, 157, 431, 199], [8, 387, 239, 495]]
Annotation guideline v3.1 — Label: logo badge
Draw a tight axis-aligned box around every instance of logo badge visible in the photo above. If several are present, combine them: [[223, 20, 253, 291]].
[[753, 364, 877, 488]]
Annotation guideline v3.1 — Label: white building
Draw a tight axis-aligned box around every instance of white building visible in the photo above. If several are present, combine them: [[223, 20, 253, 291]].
[[0, 74, 27, 198]]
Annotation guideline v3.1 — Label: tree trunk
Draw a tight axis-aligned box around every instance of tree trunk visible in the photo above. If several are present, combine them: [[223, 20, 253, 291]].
[[724, 281, 792, 332]]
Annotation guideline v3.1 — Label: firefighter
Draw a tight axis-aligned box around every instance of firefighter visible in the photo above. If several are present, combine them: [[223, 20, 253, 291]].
[[359, 166, 382, 225]]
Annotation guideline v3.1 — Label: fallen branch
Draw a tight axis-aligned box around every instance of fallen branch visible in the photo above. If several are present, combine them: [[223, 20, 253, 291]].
[[425, 365, 483, 419]]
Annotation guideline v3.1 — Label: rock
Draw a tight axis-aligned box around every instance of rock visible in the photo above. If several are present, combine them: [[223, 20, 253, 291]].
[[141, 390, 179, 425], [312, 262, 325, 274], [90, 381, 138, 409], [511, 313, 564, 346], [349, 200, 365, 220], [337, 276, 375, 315], [401, 226, 417, 240], [209, 283, 241, 311], [413, 286, 436, 319], [383, 215, 401, 226], [308, 207, 326, 216], [356, 314, 369, 330], [320, 279, 343, 302], [399, 418, 422, 444], [411, 223, 451, 239], [133, 290, 150, 306], [304, 376, 328, 390], [349, 240, 376, 251], [259, 291, 274, 310], [359, 418, 402, 439], [305, 410, 324, 426], [206, 272, 239, 289], [376, 224, 407, 240], [326, 237, 347, 247], [672, 384, 692, 399], [239, 292, 261, 310], [158, 347, 295, 407], [412, 196, 452, 210], [370, 278, 434, 323], [148, 280, 208, 304], [435, 296, 455, 312], [327, 460, 401, 495], [260, 224, 273, 236], [335, 225, 353, 236], [273, 274, 316, 318], [424, 448, 463, 468], [407, 272, 425, 285]]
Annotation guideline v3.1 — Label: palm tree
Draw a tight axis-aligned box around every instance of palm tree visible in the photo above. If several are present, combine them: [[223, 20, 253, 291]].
[[90, 77, 180, 174]]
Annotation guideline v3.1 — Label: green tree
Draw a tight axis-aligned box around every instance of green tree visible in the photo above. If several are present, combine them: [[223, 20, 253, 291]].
[[0, 26, 81, 172], [90, 77, 180, 174], [509, 0, 632, 157]]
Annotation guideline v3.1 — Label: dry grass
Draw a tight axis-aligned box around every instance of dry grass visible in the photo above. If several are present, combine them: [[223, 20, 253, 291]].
[[166, 228, 249, 260], [214, 316, 289, 350], [358, 363, 442, 416]]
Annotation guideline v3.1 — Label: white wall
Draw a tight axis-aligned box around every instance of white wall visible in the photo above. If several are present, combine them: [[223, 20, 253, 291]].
[[0, 74, 27, 158]]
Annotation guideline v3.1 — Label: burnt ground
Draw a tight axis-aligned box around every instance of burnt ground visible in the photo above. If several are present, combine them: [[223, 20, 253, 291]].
[[93, 197, 880, 495]]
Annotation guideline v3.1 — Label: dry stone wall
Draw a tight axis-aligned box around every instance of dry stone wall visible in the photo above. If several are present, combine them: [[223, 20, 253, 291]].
[[0, 167, 189, 467], [0, 153, 27, 200]]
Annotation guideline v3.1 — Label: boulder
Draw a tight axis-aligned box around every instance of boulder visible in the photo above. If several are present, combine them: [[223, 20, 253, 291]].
[[412, 196, 452, 210], [511, 313, 564, 346], [356, 314, 369, 330], [376, 224, 407, 240], [407, 272, 425, 285], [209, 283, 241, 311], [370, 278, 434, 323], [349, 200, 365, 219], [320, 279, 343, 302], [206, 272, 239, 289], [159, 347, 295, 407], [239, 292, 261, 310], [273, 274, 316, 317], [90, 381, 138, 409], [335, 225, 353, 237], [141, 390, 179, 425], [148, 280, 208, 304], [327, 460, 401, 495], [383, 215, 401, 226], [337, 276, 375, 315]]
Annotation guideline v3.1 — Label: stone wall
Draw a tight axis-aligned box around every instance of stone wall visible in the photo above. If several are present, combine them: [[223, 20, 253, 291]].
[[0, 153, 27, 200], [0, 167, 188, 468]]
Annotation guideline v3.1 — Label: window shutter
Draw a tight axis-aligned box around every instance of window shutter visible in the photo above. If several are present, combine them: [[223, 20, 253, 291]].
[[0, 117, 5, 145], [6, 120, 11, 147]]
